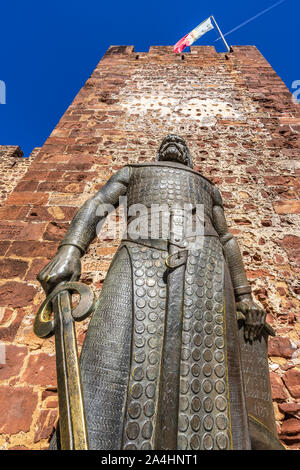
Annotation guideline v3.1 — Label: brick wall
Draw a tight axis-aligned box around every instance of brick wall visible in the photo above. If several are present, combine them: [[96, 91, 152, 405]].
[[0, 45, 299, 450]]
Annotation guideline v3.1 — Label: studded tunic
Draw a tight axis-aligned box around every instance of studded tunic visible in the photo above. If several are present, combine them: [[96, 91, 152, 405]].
[[77, 163, 251, 450]]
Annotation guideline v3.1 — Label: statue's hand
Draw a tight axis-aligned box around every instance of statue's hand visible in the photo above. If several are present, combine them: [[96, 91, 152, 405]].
[[37, 245, 82, 294], [236, 295, 266, 342]]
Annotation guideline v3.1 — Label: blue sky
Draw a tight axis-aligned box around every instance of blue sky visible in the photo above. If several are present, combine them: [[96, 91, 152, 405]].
[[0, 0, 298, 157]]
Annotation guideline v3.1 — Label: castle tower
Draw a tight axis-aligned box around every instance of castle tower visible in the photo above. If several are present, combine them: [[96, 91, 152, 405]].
[[0, 45, 299, 450]]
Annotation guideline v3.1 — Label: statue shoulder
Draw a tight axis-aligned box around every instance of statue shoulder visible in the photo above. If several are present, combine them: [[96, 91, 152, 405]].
[[109, 165, 131, 185]]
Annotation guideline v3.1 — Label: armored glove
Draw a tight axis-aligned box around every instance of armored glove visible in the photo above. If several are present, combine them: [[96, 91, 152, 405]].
[[37, 245, 82, 294], [236, 294, 267, 342]]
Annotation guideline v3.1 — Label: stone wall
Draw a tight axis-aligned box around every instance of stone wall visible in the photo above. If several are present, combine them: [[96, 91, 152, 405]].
[[0, 45, 299, 449]]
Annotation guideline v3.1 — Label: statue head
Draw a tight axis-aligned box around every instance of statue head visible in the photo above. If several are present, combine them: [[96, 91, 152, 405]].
[[156, 134, 193, 168]]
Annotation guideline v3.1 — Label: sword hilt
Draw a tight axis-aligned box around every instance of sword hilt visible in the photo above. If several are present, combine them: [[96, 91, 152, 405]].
[[34, 281, 94, 450], [34, 281, 95, 338]]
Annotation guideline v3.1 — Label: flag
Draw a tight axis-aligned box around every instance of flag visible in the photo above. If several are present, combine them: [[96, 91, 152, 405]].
[[174, 17, 214, 53]]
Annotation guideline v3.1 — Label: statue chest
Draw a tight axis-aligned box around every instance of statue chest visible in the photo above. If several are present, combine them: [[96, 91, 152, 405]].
[[127, 166, 214, 217]]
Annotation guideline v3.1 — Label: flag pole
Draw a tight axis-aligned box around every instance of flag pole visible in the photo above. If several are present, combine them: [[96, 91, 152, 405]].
[[210, 15, 233, 53]]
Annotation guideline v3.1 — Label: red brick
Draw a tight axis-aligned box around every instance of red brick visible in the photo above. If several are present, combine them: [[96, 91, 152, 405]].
[[264, 176, 292, 187], [0, 206, 29, 221], [46, 399, 58, 408], [233, 218, 252, 226], [0, 241, 10, 256], [8, 446, 29, 450], [5, 192, 49, 206], [14, 180, 39, 192], [7, 240, 57, 258], [38, 143, 66, 154], [246, 269, 275, 280], [0, 308, 24, 342], [29, 162, 63, 171], [34, 409, 58, 443], [280, 418, 300, 435], [0, 344, 27, 381], [0, 44, 298, 449], [0, 282, 38, 308], [62, 171, 98, 183], [96, 246, 117, 256], [0, 386, 38, 434], [278, 403, 300, 415], [279, 438, 300, 449], [43, 221, 69, 241], [0, 307, 14, 324], [279, 235, 300, 265], [0, 258, 29, 280], [39, 154, 70, 164], [268, 337, 294, 359], [273, 200, 300, 214], [283, 368, 300, 398], [41, 390, 57, 401], [60, 162, 93, 171], [25, 205, 77, 222], [270, 372, 288, 401], [22, 353, 57, 387], [25, 258, 49, 281], [22, 170, 50, 181], [246, 166, 259, 175], [0, 221, 46, 241]]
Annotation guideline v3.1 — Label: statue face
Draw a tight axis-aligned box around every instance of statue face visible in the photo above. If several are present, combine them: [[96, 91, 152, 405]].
[[156, 135, 193, 168]]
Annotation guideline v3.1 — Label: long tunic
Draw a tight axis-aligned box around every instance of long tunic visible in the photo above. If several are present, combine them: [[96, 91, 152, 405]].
[[78, 163, 251, 450]]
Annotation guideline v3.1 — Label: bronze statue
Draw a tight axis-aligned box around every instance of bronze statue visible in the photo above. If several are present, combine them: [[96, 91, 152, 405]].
[[36, 135, 284, 450]]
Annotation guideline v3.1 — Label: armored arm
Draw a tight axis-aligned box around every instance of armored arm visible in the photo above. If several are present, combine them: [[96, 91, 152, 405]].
[[37, 166, 130, 293], [212, 187, 266, 341]]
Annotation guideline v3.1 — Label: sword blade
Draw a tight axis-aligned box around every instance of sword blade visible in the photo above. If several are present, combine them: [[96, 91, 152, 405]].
[[53, 290, 89, 450], [155, 265, 186, 449]]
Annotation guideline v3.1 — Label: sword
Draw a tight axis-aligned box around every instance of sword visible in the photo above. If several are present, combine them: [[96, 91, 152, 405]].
[[34, 281, 94, 450]]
